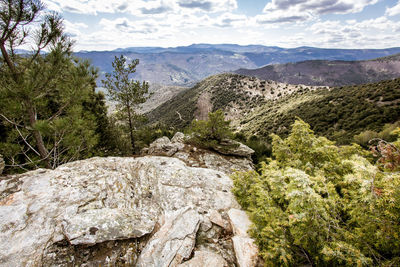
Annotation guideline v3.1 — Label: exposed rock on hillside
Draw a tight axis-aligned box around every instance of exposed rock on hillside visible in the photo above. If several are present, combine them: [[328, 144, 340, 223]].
[[0, 141, 260, 266], [142, 132, 254, 174], [0, 155, 4, 175], [146, 73, 326, 129]]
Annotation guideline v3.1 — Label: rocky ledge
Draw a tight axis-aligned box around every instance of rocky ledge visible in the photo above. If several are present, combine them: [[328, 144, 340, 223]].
[[142, 132, 255, 174], [0, 138, 261, 266]]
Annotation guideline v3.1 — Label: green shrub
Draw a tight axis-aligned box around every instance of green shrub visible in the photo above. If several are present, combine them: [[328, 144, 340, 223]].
[[186, 110, 236, 150], [354, 121, 400, 147], [232, 119, 400, 266]]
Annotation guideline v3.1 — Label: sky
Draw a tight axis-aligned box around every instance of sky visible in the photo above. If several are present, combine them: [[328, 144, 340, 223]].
[[42, 0, 400, 51]]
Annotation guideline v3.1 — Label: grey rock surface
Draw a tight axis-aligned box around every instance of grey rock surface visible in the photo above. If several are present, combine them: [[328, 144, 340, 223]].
[[214, 139, 255, 158], [0, 156, 259, 266], [0, 155, 4, 175], [171, 132, 186, 143], [228, 209, 260, 267], [179, 250, 229, 267], [147, 136, 185, 156], [137, 208, 200, 267], [144, 134, 254, 174]]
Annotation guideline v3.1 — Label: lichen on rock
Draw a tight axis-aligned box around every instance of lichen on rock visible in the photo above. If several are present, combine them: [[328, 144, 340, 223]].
[[0, 139, 260, 266]]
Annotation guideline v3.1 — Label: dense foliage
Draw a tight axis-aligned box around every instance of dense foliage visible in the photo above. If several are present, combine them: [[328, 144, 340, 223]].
[[241, 78, 400, 144], [232, 119, 400, 266]]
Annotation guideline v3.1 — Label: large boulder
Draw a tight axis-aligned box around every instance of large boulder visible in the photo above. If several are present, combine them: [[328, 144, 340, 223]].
[[214, 139, 255, 158], [144, 132, 254, 174], [146, 136, 185, 157], [0, 156, 260, 266]]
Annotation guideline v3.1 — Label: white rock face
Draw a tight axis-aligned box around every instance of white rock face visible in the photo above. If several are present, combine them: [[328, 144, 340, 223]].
[[231, 236, 259, 267], [137, 208, 200, 267], [0, 156, 259, 266], [179, 250, 229, 267], [228, 209, 253, 237], [228, 209, 259, 267]]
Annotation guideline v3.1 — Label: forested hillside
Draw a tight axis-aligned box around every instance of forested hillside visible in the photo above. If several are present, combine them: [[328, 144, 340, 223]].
[[238, 78, 400, 143], [148, 74, 400, 144]]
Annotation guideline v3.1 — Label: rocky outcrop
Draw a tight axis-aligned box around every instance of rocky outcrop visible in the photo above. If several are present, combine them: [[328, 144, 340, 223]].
[[214, 139, 255, 158], [0, 155, 260, 266], [142, 132, 254, 174], [228, 209, 260, 267], [0, 155, 4, 175]]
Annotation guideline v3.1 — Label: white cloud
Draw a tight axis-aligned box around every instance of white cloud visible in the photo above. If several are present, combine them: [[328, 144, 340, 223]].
[[259, 0, 378, 24], [255, 10, 313, 24], [176, 0, 237, 12], [64, 20, 89, 37], [44, 0, 238, 15], [43, 0, 120, 15], [307, 16, 400, 47], [386, 1, 400, 16], [213, 13, 248, 27]]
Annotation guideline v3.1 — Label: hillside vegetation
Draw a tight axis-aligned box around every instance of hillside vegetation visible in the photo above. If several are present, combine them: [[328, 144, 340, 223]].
[[148, 74, 400, 144], [239, 78, 400, 144], [146, 73, 323, 128], [236, 53, 400, 86]]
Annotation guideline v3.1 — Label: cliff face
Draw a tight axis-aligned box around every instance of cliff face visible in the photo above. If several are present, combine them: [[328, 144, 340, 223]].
[[0, 135, 260, 267]]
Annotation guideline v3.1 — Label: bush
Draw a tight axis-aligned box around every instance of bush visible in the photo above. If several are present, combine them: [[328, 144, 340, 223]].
[[354, 121, 400, 147], [232, 119, 400, 266], [186, 110, 234, 149]]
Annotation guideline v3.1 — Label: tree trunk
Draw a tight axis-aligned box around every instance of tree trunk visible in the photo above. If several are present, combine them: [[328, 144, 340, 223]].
[[0, 42, 18, 81], [127, 106, 135, 153], [27, 101, 51, 169]]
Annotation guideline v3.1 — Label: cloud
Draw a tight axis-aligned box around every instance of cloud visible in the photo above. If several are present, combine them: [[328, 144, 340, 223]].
[[63, 20, 89, 38], [140, 6, 172, 14], [99, 18, 161, 34], [213, 13, 248, 27], [44, 0, 238, 15], [255, 10, 312, 24], [307, 16, 400, 47], [259, 0, 378, 24], [43, 0, 125, 15], [177, 0, 237, 12], [386, 1, 400, 16]]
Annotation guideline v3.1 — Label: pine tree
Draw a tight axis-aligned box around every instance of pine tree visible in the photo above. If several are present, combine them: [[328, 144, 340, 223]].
[[0, 0, 101, 171], [102, 55, 150, 153]]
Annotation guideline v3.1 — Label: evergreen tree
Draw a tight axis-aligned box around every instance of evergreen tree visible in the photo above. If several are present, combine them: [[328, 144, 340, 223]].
[[188, 110, 233, 142], [101, 55, 150, 153], [0, 0, 101, 171], [232, 119, 400, 266]]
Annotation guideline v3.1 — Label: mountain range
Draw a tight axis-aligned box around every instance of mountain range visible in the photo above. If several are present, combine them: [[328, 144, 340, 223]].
[[75, 44, 400, 86], [236, 53, 400, 87]]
